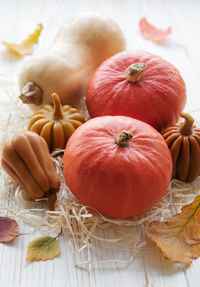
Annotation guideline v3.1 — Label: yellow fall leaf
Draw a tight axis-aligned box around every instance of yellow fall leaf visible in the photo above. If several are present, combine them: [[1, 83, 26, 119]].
[[2, 24, 43, 57], [146, 194, 200, 265], [26, 235, 60, 262]]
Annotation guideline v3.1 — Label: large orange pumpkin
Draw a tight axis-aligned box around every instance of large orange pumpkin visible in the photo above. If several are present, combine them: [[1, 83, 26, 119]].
[[86, 51, 186, 132], [63, 116, 172, 219]]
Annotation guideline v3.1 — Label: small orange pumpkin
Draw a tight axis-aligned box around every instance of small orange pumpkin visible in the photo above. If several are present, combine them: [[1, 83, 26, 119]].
[[162, 113, 200, 182], [28, 93, 85, 151], [1, 131, 60, 209]]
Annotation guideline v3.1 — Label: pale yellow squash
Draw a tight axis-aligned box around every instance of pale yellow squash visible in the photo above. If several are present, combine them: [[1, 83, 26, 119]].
[[19, 12, 126, 108]]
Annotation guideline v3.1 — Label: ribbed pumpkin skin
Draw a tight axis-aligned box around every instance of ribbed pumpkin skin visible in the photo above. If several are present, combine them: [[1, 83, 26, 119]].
[[28, 94, 85, 152], [63, 116, 172, 219], [162, 119, 200, 182], [1, 131, 60, 200], [86, 51, 186, 132]]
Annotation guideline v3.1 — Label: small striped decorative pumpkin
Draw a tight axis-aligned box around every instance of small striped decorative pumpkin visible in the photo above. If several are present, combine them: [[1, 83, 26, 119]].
[[28, 93, 85, 151], [162, 113, 200, 182]]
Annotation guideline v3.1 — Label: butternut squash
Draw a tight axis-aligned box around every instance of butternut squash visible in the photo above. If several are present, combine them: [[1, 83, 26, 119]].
[[1, 131, 60, 209], [19, 12, 126, 108]]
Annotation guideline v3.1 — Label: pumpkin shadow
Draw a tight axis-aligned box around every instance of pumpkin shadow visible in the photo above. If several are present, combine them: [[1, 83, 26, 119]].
[[74, 229, 189, 275], [135, 241, 189, 276], [98, 249, 185, 276]]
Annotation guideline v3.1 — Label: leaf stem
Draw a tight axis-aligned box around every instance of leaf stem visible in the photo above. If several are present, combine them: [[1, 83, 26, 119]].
[[170, 200, 200, 245], [54, 228, 62, 240]]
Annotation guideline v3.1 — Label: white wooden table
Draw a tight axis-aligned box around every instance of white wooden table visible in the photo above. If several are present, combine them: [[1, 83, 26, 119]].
[[0, 0, 200, 286]]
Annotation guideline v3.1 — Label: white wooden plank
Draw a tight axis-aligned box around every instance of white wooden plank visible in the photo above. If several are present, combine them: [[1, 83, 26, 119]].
[[0, 0, 200, 287]]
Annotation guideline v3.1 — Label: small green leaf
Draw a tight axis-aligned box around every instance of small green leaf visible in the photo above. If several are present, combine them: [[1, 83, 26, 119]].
[[26, 236, 60, 262]]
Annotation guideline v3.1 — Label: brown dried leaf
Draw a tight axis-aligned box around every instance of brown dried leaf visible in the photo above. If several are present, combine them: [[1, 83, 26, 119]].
[[2, 24, 43, 57], [146, 194, 200, 265], [0, 217, 18, 243]]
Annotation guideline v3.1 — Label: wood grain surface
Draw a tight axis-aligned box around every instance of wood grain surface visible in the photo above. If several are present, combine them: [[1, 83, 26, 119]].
[[0, 0, 200, 286]]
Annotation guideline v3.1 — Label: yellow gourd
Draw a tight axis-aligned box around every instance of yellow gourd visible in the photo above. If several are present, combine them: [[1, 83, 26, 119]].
[[19, 12, 126, 108], [1, 131, 60, 209], [28, 93, 85, 151]]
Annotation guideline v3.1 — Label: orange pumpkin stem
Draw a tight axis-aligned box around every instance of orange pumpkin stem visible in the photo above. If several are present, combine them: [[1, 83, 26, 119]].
[[125, 63, 147, 83], [52, 93, 64, 120], [179, 113, 194, 136], [19, 81, 42, 105], [115, 130, 133, 147]]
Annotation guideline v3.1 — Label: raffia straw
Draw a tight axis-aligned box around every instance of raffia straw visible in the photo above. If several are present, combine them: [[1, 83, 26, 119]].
[[0, 84, 200, 266]]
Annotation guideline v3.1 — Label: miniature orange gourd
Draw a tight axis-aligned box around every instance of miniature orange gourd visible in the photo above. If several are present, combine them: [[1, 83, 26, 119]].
[[162, 113, 200, 182], [1, 131, 60, 207], [28, 93, 85, 151]]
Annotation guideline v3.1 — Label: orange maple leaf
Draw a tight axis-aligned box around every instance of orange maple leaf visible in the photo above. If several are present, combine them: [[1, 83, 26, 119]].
[[146, 194, 200, 265]]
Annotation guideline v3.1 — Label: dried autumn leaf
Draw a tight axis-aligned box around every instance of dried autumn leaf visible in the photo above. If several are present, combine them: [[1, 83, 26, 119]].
[[139, 17, 171, 44], [2, 24, 43, 57], [26, 235, 61, 262], [0, 217, 18, 243], [146, 194, 200, 265]]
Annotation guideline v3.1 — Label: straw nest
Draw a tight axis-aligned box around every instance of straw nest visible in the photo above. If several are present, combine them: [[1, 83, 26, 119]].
[[1, 81, 200, 267]]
